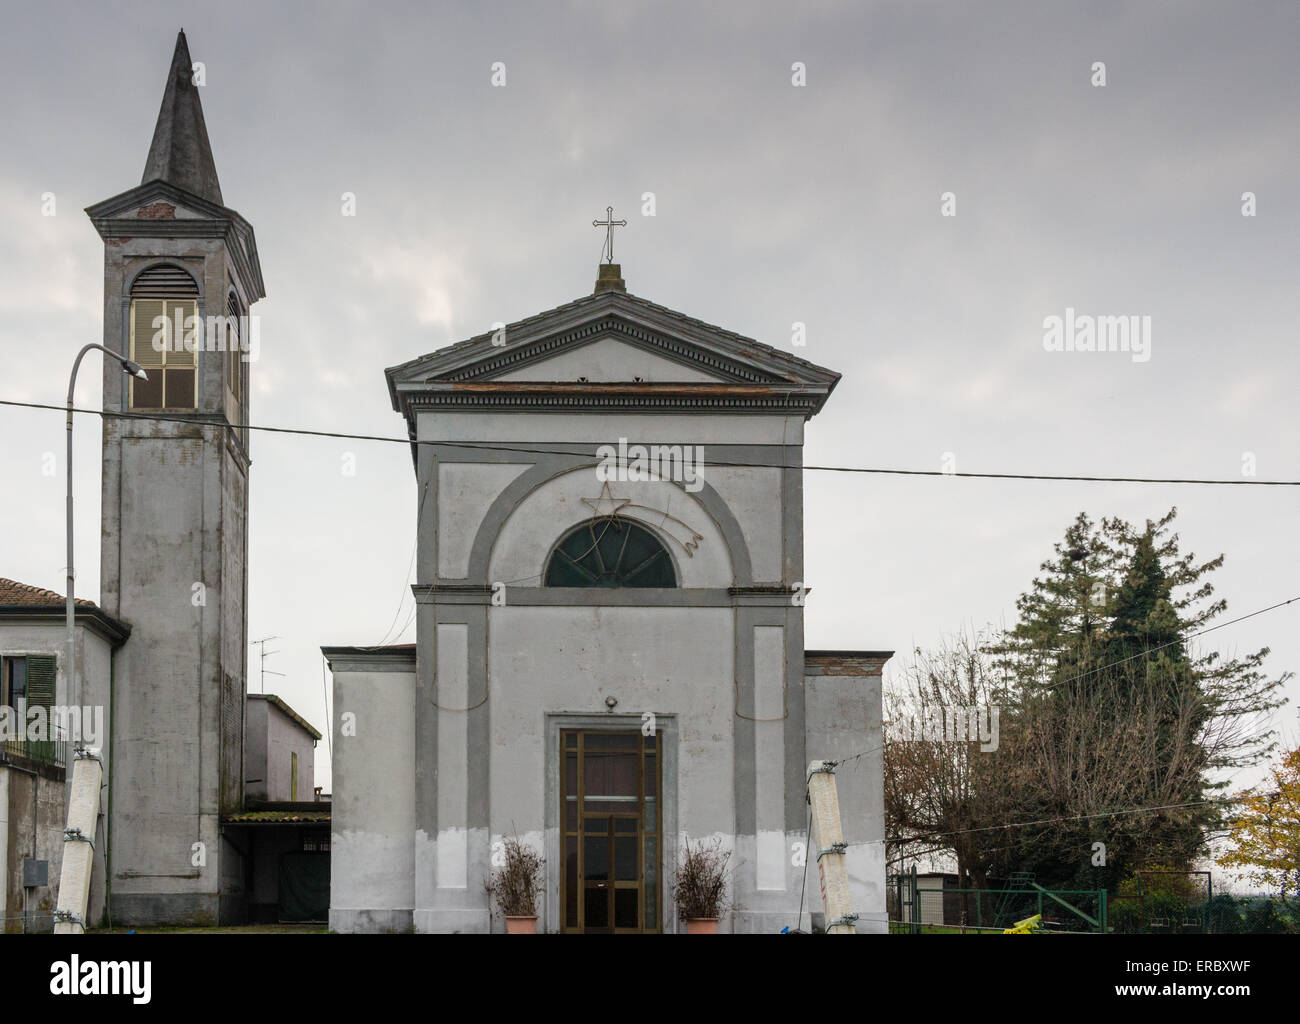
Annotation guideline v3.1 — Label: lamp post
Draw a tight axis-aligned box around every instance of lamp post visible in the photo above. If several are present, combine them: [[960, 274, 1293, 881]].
[[65, 344, 146, 744]]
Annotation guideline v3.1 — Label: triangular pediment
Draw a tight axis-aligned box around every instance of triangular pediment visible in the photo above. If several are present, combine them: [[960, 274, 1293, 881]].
[[386, 289, 840, 422], [85, 180, 265, 303], [490, 335, 726, 384], [85, 179, 234, 223]]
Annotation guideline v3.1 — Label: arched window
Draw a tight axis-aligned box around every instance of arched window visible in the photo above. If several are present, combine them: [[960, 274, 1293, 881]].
[[128, 263, 200, 410], [545, 518, 676, 588]]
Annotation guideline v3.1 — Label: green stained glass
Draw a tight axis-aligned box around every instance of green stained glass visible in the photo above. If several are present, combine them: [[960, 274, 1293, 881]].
[[545, 517, 676, 588]]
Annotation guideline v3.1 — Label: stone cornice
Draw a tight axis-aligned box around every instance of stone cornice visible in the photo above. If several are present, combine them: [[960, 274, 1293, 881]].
[[398, 383, 827, 416], [412, 585, 802, 607], [321, 645, 417, 673], [0, 606, 132, 648], [804, 651, 894, 676], [85, 180, 265, 301]]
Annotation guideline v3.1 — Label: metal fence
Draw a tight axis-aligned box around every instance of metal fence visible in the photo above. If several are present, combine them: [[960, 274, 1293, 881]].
[[0, 910, 56, 934], [889, 867, 1300, 934], [888, 868, 1107, 934]]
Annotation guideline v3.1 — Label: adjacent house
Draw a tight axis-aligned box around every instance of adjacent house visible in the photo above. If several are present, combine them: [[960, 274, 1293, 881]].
[[0, 579, 129, 932], [245, 694, 320, 804]]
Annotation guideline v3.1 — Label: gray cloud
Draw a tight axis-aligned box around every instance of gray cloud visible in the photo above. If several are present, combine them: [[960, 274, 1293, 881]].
[[1, 0, 1296, 790]]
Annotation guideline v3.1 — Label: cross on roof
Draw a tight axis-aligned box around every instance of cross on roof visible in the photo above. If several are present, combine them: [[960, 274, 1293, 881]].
[[592, 205, 628, 264]]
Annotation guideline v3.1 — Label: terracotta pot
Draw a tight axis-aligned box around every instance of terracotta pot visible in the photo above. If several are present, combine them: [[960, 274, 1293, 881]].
[[685, 917, 719, 934], [505, 915, 539, 934]]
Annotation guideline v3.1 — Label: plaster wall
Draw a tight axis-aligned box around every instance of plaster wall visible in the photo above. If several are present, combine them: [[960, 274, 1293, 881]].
[[804, 668, 887, 933], [328, 663, 416, 933]]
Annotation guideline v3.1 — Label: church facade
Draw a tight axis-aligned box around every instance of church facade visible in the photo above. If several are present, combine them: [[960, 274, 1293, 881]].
[[326, 265, 890, 933]]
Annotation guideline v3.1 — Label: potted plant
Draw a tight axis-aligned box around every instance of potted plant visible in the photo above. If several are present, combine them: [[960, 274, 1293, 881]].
[[671, 837, 734, 933], [486, 834, 545, 933]]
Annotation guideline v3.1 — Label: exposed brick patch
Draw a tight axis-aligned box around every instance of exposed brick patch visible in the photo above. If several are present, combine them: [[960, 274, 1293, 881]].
[[136, 202, 176, 219]]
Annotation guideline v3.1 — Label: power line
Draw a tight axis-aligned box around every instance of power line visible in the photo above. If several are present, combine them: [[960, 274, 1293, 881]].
[[891, 797, 1237, 846], [319, 653, 332, 761], [796, 802, 812, 932], [787, 598, 1296, 778], [4, 397, 1299, 486], [1016, 594, 1300, 694], [366, 472, 433, 650]]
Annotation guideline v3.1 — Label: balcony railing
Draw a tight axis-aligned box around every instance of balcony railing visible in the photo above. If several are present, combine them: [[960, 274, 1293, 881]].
[[0, 738, 68, 774]]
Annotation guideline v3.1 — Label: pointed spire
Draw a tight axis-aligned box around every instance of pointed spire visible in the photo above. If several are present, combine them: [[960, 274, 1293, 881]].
[[141, 31, 223, 205]]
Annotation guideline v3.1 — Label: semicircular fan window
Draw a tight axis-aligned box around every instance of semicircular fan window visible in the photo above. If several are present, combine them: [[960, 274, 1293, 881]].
[[545, 518, 677, 588]]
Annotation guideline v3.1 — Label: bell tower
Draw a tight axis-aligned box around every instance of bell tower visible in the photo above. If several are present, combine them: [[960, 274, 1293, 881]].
[[85, 30, 265, 925]]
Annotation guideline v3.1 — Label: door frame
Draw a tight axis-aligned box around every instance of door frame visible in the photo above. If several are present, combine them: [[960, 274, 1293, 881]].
[[545, 713, 678, 933]]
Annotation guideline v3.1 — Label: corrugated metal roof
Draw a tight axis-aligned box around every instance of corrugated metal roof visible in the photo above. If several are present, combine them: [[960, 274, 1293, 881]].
[[223, 810, 331, 825]]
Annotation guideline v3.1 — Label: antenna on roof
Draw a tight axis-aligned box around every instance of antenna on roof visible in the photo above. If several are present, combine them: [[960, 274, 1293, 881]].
[[250, 636, 284, 694]]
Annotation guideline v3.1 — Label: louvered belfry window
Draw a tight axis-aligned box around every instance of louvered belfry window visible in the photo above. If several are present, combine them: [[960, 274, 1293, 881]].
[[129, 263, 200, 410], [226, 294, 242, 404]]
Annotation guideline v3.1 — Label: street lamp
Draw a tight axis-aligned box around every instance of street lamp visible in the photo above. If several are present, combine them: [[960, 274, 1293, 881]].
[[65, 344, 146, 740]]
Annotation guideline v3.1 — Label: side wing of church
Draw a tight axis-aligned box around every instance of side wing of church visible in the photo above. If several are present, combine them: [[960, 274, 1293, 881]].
[[326, 265, 890, 933]]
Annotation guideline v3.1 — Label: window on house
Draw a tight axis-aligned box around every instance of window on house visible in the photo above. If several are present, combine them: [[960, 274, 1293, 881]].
[[291, 751, 299, 801], [2, 655, 56, 763], [545, 518, 677, 588], [128, 263, 200, 411], [2, 656, 28, 713]]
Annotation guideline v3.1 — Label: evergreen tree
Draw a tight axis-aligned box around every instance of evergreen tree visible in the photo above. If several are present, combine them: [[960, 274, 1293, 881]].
[[984, 508, 1288, 895]]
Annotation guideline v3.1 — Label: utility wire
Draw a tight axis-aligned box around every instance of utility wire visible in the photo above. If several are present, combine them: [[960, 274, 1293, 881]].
[[891, 797, 1237, 846], [791, 598, 1293, 788], [319, 653, 332, 761], [796, 802, 812, 932], [1011, 595, 1300, 694], [4, 397, 1299, 486]]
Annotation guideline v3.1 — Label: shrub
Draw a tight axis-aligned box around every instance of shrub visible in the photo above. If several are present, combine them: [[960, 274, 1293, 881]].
[[671, 837, 734, 921], [485, 835, 544, 918]]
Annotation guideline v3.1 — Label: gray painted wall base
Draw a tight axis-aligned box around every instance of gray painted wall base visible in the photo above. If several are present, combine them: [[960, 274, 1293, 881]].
[[414, 908, 491, 934], [330, 909, 414, 934], [110, 893, 220, 927]]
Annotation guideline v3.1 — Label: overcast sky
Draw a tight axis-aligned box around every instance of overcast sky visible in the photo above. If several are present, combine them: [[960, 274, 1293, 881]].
[[1, 1, 1297, 793]]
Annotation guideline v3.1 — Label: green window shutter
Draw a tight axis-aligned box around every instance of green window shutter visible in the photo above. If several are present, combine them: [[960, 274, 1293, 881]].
[[25, 655, 57, 763]]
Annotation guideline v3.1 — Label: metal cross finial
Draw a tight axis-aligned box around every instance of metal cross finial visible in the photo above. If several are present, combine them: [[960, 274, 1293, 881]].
[[593, 205, 628, 264]]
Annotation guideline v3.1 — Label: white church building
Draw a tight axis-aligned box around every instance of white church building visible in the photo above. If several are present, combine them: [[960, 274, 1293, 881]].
[[325, 262, 891, 934]]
